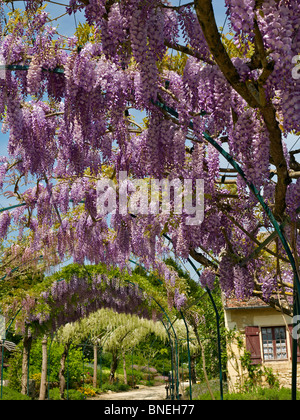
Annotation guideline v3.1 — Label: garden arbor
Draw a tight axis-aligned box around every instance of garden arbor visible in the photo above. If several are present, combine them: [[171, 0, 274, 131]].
[[0, 0, 299, 398], [0, 262, 199, 400], [53, 308, 169, 399]]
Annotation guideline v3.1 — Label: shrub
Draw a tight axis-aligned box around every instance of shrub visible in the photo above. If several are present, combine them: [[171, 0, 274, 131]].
[[47, 387, 86, 400], [100, 382, 130, 393], [65, 389, 85, 400], [117, 383, 130, 392], [48, 388, 61, 400], [0, 387, 31, 400], [6, 346, 22, 391], [7, 340, 87, 390], [146, 379, 154, 386], [77, 385, 97, 398], [154, 375, 168, 382], [29, 341, 87, 386], [189, 383, 300, 400]]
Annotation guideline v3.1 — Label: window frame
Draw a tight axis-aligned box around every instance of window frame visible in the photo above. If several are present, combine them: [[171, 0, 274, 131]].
[[261, 326, 288, 361]]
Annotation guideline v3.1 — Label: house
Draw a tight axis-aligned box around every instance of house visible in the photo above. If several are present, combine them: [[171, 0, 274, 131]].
[[224, 295, 300, 392]]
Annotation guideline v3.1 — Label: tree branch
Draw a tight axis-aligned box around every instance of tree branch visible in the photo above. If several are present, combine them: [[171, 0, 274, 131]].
[[193, 0, 260, 108], [164, 40, 215, 65], [194, 0, 290, 221], [189, 248, 218, 271]]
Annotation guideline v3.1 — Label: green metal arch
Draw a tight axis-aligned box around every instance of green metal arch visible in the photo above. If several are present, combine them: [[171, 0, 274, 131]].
[[0, 63, 299, 398], [155, 98, 300, 400]]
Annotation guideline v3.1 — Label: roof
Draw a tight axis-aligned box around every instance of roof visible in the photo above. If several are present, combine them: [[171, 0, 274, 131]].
[[223, 294, 270, 310], [0, 340, 17, 352]]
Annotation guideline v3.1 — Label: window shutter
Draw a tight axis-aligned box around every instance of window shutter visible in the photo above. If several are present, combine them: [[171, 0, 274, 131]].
[[288, 325, 300, 362], [245, 326, 262, 364]]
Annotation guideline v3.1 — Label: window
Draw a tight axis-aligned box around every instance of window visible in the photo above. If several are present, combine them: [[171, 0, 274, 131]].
[[261, 327, 287, 360]]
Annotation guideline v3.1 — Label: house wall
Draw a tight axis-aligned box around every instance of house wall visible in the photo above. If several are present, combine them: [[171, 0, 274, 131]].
[[224, 306, 300, 392]]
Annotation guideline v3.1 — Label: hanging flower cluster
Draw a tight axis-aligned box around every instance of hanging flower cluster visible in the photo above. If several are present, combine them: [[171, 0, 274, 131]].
[[0, 0, 298, 306], [14, 273, 161, 334]]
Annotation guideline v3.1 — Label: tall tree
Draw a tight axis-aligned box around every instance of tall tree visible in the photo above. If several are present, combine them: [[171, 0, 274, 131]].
[[39, 335, 48, 400], [20, 326, 32, 395]]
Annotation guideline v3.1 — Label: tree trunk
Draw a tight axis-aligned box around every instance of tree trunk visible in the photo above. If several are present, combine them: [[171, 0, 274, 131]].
[[109, 351, 118, 383], [193, 326, 215, 400], [39, 335, 48, 400], [21, 329, 32, 395], [59, 343, 70, 399], [93, 344, 98, 388], [190, 353, 197, 384], [0, 345, 3, 382], [122, 350, 127, 385]]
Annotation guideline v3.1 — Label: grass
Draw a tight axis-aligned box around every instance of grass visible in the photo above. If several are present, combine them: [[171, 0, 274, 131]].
[[187, 381, 300, 400], [0, 387, 31, 400]]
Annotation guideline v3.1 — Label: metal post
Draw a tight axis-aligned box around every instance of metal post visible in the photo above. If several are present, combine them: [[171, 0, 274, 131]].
[[67, 348, 69, 400], [47, 333, 56, 400], [180, 310, 193, 400], [124, 277, 181, 399], [131, 348, 134, 388], [160, 318, 175, 400], [0, 307, 22, 400], [154, 99, 300, 400], [206, 287, 223, 400], [99, 347, 103, 389], [186, 255, 223, 400], [0, 343, 4, 399]]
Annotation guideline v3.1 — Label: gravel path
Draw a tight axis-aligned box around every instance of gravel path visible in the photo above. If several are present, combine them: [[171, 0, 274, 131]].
[[89, 382, 189, 400]]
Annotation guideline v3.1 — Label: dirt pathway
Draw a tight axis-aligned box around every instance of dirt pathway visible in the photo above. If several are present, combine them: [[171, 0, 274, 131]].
[[90, 382, 189, 400]]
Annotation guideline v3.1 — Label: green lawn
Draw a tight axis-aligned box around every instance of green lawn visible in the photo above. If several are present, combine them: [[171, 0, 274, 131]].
[[188, 381, 300, 400], [0, 387, 31, 400]]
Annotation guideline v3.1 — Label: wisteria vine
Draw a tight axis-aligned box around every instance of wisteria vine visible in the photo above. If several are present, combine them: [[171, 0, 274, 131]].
[[0, 0, 299, 312]]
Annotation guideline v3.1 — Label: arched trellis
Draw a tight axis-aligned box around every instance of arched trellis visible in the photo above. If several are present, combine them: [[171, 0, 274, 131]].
[[0, 239, 219, 402], [128, 257, 194, 400], [0, 53, 299, 399], [82, 261, 182, 399], [154, 98, 300, 400], [0, 200, 210, 400], [3, 268, 185, 400], [51, 282, 179, 400], [185, 256, 223, 401], [124, 277, 181, 400], [0, 213, 190, 401]]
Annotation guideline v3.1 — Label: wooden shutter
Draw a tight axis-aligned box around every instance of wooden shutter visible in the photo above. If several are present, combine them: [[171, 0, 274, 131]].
[[245, 326, 262, 364], [288, 325, 300, 362]]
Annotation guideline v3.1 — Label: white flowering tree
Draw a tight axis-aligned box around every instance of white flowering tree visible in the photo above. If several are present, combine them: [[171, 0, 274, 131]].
[[55, 308, 168, 396]]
